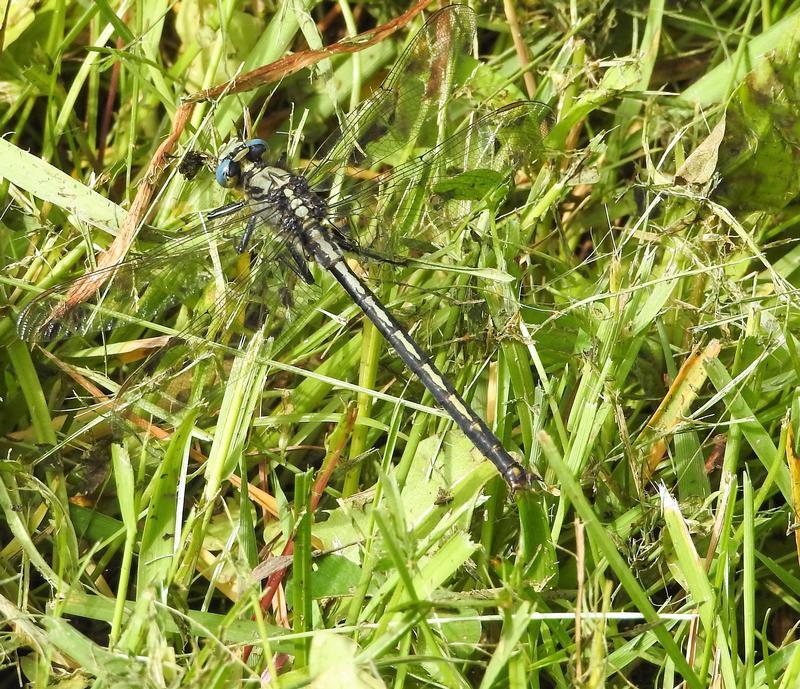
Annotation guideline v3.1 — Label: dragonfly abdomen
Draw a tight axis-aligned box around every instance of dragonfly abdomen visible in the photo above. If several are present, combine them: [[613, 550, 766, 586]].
[[302, 224, 530, 490]]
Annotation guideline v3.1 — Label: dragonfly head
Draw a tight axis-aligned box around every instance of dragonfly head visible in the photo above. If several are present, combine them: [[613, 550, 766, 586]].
[[215, 139, 269, 189]]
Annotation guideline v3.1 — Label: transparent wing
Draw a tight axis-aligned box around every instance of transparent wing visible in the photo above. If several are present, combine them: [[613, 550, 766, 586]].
[[16, 205, 290, 342], [303, 5, 477, 190], [106, 251, 295, 420], [320, 101, 553, 253], [17, 231, 319, 447]]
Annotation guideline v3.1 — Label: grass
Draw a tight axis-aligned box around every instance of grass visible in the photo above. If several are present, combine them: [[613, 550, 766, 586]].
[[2, 0, 800, 687]]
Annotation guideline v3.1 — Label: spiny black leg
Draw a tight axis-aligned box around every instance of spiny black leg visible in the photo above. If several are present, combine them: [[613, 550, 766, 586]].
[[207, 200, 246, 220], [237, 216, 257, 253], [285, 244, 315, 284]]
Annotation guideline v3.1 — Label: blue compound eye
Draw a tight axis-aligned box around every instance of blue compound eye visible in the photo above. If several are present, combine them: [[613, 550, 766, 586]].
[[215, 157, 241, 188], [243, 138, 268, 163]]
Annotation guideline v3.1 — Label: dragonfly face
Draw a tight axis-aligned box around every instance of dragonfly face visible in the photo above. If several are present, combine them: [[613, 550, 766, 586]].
[[215, 138, 269, 188]]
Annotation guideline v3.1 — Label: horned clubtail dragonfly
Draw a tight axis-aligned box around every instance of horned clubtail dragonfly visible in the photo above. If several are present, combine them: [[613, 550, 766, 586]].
[[17, 5, 550, 490]]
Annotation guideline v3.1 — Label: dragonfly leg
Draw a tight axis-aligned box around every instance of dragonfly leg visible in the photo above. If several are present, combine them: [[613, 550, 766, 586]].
[[207, 200, 246, 220], [285, 243, 315, 284], [237, 216, 257, 253]]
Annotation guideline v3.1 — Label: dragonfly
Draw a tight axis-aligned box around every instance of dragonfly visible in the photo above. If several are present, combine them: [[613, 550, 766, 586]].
[[17, 5, 550, 490]]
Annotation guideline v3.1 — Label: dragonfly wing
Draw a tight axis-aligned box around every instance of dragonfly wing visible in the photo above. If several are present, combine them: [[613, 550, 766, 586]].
[[107, 253, 277, 416], [107, 236, 330, 430], [303, 5, 477, 190], [324, 101, 553, 251], [15, 204, 292, 342], [17, 253, 216, 342]]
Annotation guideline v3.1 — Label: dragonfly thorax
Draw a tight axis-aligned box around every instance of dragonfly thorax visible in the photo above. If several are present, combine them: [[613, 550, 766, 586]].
[[215, 139, 331, 263], [216, 139, 324, 223], [216, 139, 326, 227], [244, 165, 327, 235]]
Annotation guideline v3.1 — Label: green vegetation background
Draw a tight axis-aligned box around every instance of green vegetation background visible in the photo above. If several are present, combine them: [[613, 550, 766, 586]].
[[2, 1, 800, 687]]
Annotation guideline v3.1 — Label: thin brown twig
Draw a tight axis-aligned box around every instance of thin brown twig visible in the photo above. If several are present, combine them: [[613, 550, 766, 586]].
[[258, 405, 356, 609], [97, 36, 124, 168], [185, 0, 434, 103], [45, 102, 196, 330]]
